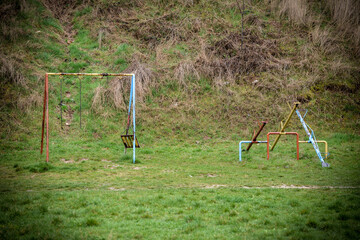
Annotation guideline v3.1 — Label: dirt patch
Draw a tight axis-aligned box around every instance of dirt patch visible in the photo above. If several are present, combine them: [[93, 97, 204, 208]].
[[203, 184, 227, 189], [270, 184, 359, 189], [61, 158, 74, 163], [207, 174, 217, 178], [104, 164, 120, 169], [59, 89, 75, 130], [133, 166, 146, 170], [202, 184, 359, 190], [60, 158, 87, 163], [108, 187, 126, 191], [93, 132, 102, 139]]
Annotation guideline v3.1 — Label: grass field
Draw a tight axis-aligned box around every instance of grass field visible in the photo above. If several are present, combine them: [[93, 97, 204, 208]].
[[1, 0, 360, 239], [0, 126, 359, 239]]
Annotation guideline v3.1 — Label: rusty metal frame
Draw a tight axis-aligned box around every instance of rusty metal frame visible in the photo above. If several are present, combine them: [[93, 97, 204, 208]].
[[41, 73, 135, 163], [267, 132, 299, 161]]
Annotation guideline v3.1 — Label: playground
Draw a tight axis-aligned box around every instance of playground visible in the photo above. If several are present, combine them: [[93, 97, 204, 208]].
[[0, 73, 359, 239], [1, 126, 359, 238], [1, 0, 360, 238]]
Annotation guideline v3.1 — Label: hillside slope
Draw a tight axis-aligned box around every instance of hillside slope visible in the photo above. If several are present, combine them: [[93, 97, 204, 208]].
[[0, 0, 359, 140]]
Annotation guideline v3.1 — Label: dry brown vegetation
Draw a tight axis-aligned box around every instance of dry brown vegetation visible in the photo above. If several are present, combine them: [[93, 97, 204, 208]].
[[174, 29, 285, 88], [119, 12, 190, 48], [63, 0, 359, 124], [0, 0, 32, 42], [270, 0, 360, 56], [195, 31, 285, 85], [326, 0, 360, 56], [92, 56, 154, 111], [0, 55, 26, 87], [0, 0, 359, 132], [270, 0, 309, 26]]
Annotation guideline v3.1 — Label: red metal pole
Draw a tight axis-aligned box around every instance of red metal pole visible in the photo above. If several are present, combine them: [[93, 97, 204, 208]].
[[45, 74, 49, 162], [40, 75, 47, 154], [267, 132, 299, 160], [296, 133, 299, 160], [267, 133, 270, 160], [246, 121, 267, 151]]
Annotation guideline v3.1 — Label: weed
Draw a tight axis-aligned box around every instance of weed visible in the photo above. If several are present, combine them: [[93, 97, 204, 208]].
[[272, 0, 309, 26], [115, 43, 132, 55], [39, 205, 48, 214], [114, 58, 128, 71], [75, 6, 92, 18], [306, 219, 318, 228], [338, 213, 350, 221], [69, 45, 89, 60], [85, 218, 100, 227], [52, 216, 63, 225], [74, 29, 98, 49], [288, 199, 300, 207], [26, 163, 54, 173], [119, 154, 131, 162], [42, 17, 62, 30]]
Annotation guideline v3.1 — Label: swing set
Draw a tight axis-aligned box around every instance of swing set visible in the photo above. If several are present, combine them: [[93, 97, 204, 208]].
[[40, 73, 140, 164], [40, 73, 328, 167]]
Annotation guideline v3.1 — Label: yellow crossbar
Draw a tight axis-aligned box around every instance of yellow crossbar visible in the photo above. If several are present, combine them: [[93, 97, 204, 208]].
[[47, 73, 133, 76], [299, 140, 328, 159]]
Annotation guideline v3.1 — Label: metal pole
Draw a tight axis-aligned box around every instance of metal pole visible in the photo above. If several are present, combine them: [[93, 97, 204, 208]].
[[271, 102, 299, 151], [132, 74, 136, 164], [125, 77, 134, 155], [79, 77, 82, 129], [246, 121, 267, 151], [296, 133, 299, 160], [41, 75, 47, 154], [127, 78, 134, 135], [296, 110, 329, 167], [46, 74, 49, 162], [60, 76, 63, 129]]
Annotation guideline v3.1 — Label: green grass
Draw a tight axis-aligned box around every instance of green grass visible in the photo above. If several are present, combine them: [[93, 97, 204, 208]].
[[115, 43, 132, 56], [114, 57, 128, 70], [74, 29, 98, 50], [0, 187, 359, 239], [0, 121, 360, 238], [1, 0, 360, 238], [74, 6, 93, 18]]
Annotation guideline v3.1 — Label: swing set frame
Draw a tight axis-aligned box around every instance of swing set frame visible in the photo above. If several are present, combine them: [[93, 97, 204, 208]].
[[40, 73, 138, 164]]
